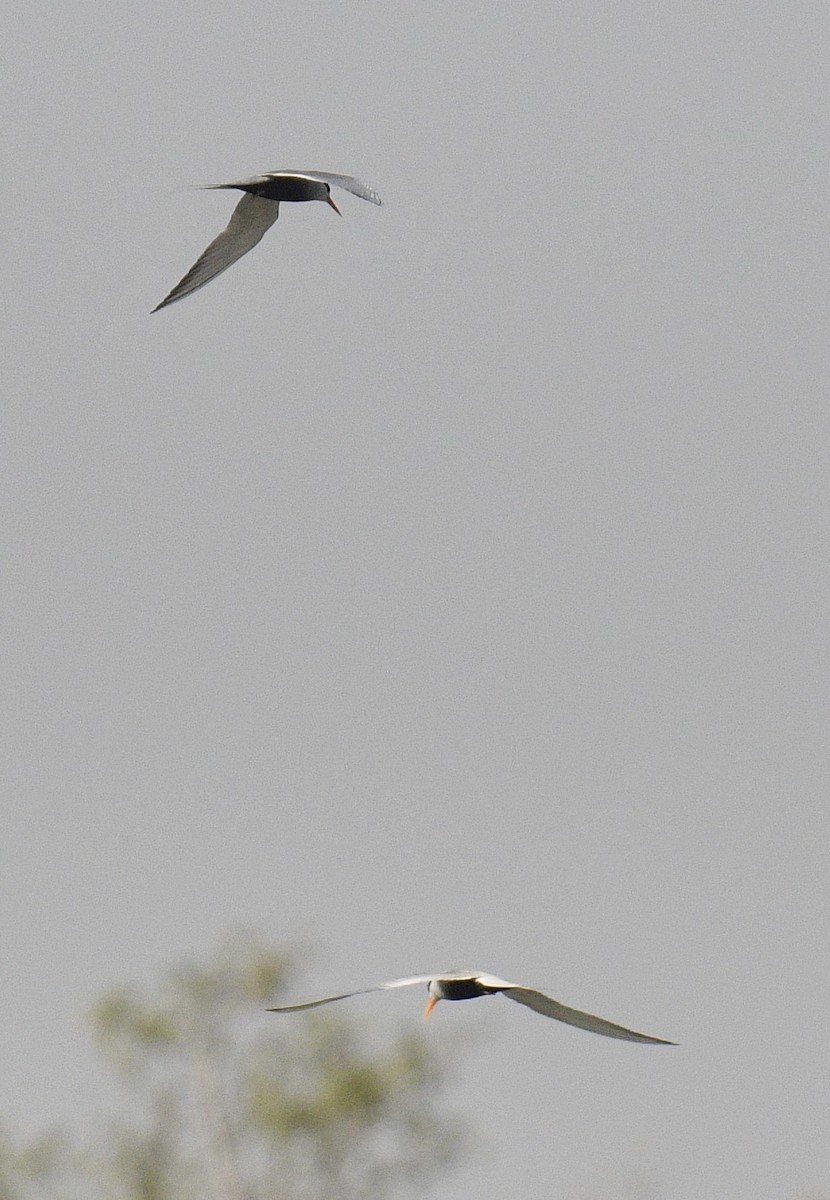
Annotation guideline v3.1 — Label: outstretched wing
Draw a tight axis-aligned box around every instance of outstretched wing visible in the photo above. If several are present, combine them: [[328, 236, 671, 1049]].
[[290, 171, 383, 205], [266, 987, 381, 1013], [502, 987, 676, 1045], [153, 193, 280, 311], [267, 974, 435, 1013]]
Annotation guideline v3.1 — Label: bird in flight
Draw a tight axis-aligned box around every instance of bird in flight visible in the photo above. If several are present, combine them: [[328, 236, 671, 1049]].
[[153, 170, 382, 312], [267, 970, 675, 1045]]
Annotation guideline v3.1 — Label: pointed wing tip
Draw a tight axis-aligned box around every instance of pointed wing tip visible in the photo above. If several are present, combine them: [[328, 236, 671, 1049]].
[[633, 1030, 677, 1046], [611, 1030, 678, 1046], [152, 291, 182, 312]]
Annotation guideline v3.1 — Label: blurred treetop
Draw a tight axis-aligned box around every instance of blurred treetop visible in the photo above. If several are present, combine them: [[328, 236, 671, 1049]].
[[1, 931, 464, 1200]]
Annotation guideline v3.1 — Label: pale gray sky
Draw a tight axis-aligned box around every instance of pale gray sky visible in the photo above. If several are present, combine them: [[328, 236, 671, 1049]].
[[3, 1, 829, 1197]]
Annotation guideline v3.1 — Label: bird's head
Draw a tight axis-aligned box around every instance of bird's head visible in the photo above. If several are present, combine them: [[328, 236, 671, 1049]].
[[323, 184, 341, 216], [423, 979, 440, 1018]]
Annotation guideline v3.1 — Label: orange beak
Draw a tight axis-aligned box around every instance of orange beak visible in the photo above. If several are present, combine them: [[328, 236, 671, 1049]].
[[423, 995, 438, 1019], [326, 195, 342, 215]]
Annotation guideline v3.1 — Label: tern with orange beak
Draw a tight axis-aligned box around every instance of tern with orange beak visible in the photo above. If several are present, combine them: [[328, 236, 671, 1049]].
[[153, 170, 382, 311], [267, 970, 675, 1045]]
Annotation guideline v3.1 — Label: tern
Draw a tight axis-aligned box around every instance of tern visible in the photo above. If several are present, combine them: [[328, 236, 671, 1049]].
[[153, 170, 382, 311], [267, 971, 675, 1045]]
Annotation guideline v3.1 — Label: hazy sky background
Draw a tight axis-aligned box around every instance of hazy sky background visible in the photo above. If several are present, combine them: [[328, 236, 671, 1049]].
[[3, 1, 829, 1197]]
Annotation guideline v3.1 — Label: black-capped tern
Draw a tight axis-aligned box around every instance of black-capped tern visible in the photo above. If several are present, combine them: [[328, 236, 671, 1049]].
[[153, 170, 382, 311], [267, 970, 675, 1045]]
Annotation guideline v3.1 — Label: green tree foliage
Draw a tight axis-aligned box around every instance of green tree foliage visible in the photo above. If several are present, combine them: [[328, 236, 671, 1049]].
[[2, 932, 464, 1200]]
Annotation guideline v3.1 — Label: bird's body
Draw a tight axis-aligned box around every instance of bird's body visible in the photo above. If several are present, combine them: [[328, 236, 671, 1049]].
[[153, 170, 382, 312], [429, 975, 491, 1002], [267, 970, 675, 1046]]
